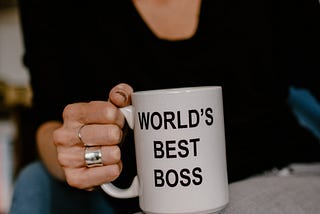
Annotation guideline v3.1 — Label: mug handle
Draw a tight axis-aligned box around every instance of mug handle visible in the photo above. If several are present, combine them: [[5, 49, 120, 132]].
[[100, 106, 140, 198]]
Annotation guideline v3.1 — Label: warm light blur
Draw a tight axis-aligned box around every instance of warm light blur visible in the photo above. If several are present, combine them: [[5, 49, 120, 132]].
[[0, 2, 31, 213]]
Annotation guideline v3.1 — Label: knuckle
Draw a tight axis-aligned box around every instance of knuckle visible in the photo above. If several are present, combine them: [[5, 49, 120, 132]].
[[108, 164, 122, 181], [107, 125, 122, 143], [113, 146, 121, 161], [102, 103, 118, 121], [52, 128, 70, 146], [62, 104, 76, 119], [65, 176, 79, 188], [63, 103, 86, 121], [52, 128, 63, 145], [56, 152, 67, 167], [65, 171, 87, 189]]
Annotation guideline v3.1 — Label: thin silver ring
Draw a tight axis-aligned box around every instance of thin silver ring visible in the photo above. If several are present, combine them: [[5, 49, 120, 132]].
[[77, 124, 87, 146], [84, 146, 103, 168]]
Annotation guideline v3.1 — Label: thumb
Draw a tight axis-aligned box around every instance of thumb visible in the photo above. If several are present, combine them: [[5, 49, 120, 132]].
[[108, 83, 134, 107]]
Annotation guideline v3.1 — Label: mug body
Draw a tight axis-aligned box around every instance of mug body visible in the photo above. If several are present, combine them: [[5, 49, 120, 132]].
[[132, 86, 229, 214]]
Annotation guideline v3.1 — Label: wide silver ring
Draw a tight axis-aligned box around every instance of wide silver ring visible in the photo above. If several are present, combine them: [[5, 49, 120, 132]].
[[84, 146, 103, 168]]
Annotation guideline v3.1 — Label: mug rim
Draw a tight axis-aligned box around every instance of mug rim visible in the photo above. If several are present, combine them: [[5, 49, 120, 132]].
[[133, 86, 221, 96]]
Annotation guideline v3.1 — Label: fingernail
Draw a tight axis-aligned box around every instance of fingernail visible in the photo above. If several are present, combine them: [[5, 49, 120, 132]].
[[115, 91, 127, 103]]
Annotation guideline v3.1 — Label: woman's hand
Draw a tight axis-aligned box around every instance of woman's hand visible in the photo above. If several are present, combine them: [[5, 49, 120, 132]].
[[53, 83, 133, 190]]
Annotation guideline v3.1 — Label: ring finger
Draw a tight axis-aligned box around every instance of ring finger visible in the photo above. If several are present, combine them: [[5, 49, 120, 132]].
[[57, 145, 121, 168]]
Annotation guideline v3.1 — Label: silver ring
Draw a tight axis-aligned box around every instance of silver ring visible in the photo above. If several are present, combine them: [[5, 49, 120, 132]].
[[78, 124, 87, 146], [84, 146, 103, 168]]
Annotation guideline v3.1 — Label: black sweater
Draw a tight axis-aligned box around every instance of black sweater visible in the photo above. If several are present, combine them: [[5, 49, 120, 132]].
[[18, 0, 320, 213]]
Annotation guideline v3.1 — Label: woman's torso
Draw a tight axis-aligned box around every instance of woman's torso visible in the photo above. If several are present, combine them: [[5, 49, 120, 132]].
[[29, 0, 319, 183]]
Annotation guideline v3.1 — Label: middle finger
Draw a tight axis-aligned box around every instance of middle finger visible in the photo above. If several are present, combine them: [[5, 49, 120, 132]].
[[78, 124, 123, 146]]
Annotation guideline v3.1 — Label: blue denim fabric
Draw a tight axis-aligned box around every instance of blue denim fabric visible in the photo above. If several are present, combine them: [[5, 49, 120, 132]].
[[288, 87, 320, 139], [9, 162, 115, 214]]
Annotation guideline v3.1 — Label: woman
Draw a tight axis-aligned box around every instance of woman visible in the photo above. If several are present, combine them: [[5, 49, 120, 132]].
[[10, 0, 320, 213]]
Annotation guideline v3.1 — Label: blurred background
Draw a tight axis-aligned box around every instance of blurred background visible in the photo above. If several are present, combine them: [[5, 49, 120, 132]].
[[0, 1, 319, 214], [0, 0, 31, 213]]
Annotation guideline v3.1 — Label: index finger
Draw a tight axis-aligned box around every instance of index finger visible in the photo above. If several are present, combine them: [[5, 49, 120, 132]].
[[63, 101, 126, 128]]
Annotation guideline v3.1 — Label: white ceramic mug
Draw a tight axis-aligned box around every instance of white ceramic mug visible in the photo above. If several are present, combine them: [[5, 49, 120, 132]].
[[101, 86, 229, 214]]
